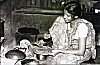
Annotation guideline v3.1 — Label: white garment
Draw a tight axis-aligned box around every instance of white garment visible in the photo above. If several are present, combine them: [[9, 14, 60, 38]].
[[77, 23, 88, 37], [48, 16, 95, 64], [49, 16, 88, 50]]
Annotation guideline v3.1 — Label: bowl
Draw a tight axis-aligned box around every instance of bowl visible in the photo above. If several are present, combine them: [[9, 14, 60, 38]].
[[5, 49, 26, 60]]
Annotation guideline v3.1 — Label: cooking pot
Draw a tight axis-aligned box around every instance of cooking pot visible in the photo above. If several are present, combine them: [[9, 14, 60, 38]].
[[21, 59, 39, 65], [5, 49, 26, 60]]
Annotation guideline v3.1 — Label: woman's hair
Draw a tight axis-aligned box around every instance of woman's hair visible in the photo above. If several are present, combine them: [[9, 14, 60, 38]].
[[63, 1, 81, 17]]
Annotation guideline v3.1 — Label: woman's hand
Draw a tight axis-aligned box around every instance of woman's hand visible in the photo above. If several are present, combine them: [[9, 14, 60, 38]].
[[50, 50, 66, 56], [41, 50, 66, 57]]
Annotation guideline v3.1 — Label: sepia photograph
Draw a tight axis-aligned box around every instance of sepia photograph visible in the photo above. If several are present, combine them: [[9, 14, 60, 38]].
[[0, 0, 100, 65]]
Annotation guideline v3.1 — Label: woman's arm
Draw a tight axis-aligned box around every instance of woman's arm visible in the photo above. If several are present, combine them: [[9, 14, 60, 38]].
[[52, 37, 86, 56], [65, 37, 86, 55]]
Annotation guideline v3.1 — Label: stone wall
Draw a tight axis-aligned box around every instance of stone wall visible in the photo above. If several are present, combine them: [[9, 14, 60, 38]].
[[12, 13, 58, 36], [0, 0, 14, 48]]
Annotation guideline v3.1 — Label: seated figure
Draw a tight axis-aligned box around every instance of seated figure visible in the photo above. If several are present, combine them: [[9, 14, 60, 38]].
[[42, 1, 96, 64]]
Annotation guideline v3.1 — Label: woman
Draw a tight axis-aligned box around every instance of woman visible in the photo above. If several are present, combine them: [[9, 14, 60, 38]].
[[44, 1, 96, 64]]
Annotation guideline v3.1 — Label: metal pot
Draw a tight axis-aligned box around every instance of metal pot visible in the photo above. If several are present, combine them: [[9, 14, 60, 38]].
[[36, 54, 48, 61]]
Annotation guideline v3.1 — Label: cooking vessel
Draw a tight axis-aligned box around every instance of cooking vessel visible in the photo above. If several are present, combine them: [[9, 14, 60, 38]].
[[5, 49, 26, 60], [21, 59, 39, 65]]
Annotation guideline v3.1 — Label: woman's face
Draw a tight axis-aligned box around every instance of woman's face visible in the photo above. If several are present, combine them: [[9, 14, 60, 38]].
[[64, 9, 73, 23]]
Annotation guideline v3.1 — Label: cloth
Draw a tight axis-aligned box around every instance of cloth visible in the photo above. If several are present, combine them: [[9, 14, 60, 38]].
[[1, 58, 21, 65], [15, 39, 34, 59], [48, 16, 96, 64], [1, 46, 8, 58]]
